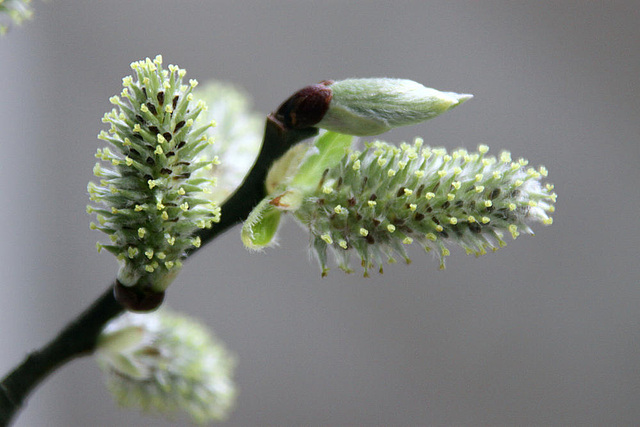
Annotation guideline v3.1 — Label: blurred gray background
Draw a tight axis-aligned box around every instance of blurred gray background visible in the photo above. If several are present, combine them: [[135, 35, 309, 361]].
[[1, 1, 639, 426]]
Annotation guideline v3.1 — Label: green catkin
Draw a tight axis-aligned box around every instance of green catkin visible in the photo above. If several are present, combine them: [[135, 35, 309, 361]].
[[88, 56, 220, 291], [96, 309, 236, 424], [293, 138, 556, 276]]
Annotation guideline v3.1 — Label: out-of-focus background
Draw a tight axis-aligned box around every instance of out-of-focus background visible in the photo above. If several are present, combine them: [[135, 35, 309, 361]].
[[1, 1, 639, 426]]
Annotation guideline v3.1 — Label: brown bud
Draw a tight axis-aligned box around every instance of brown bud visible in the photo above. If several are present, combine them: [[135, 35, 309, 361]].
[[274, 80, 333, 129], [114, 280, 165, 312]]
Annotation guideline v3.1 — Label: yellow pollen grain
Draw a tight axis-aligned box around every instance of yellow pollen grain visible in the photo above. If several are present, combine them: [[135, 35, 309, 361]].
[[403, 237, 413, 244], [447, 193, 455, 201], [359, 228, 369, 237], [481, 216, 490, 224], [321, 234, 333, 244], [435, 225, 444, 232], [368, 200, 377, 207], [409, 204, 417, 211], [426, 233, 437, 241], [425, 192, 435, 200], [339, 240, 348, 249], [387, 224, 396, 233]]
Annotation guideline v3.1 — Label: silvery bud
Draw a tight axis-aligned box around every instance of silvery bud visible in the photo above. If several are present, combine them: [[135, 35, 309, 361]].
[[275, 78, 472, 136]]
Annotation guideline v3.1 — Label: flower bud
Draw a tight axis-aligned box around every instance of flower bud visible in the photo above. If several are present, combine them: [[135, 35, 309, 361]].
[[316, 78, 472, 136], [96, 309, 236, 424]]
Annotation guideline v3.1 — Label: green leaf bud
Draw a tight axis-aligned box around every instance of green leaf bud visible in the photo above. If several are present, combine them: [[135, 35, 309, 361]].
[[242, 131, 353, 250], [96, 309, 236, 424], [241, 198, 282, 250], [88, 56, 220, 300], [316, 78, 472, 136]]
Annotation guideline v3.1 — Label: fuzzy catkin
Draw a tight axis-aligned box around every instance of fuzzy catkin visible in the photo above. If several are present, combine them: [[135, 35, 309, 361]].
[[292, 139, 556, 276], [88, 56, 220, 290], [96, 309, 236, 424]]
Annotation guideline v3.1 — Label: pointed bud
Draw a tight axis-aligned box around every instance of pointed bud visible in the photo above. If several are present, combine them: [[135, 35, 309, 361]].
[[316, 78, 472, 136]]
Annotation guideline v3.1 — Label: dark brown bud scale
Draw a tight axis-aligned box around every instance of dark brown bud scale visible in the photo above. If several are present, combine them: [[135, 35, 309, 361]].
[[114, 280, 165, 312], [274, 80, 334, 129]]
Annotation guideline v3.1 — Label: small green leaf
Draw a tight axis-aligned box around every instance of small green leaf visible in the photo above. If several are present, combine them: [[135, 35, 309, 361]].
[[241, 198, 282, 249], [289, 131, 353, 191]]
